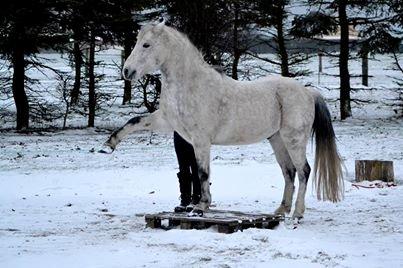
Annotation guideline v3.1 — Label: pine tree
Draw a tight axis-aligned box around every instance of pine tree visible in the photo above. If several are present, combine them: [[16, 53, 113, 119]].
[[292, 0, 401, 120], [254, 0, 289, 76], [224, 0, 262, 79], [107, 0, 156, 105], [58, 0, 88, 106], [0, 0, 66, 130], [60, 0, 116, 127], [163, 0, 229, 66], [251, 0, 313, 78]]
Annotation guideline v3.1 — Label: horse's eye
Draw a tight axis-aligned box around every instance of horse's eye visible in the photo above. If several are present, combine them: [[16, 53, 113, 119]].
[[143, 43, 150, 48]]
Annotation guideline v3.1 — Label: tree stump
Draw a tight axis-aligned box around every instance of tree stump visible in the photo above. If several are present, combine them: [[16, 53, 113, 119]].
[[355, 160, 394, 182]]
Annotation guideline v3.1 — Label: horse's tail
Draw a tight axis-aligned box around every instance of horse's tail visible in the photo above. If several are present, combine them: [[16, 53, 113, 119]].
[[311, 95, 344, 202]]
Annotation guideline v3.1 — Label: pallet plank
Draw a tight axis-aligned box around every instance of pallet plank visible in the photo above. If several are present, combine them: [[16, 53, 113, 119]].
[[145, 217, 161, 228], [145, 209, 282, 234]]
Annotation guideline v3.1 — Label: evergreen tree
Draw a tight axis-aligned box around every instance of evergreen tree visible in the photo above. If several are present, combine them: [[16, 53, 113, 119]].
[[0, 0, 66, 130], [58, 0, 88, 106], [292, 0, 401, 120], [224, 0, 261, 79], [108, 0, 158, 105], [256, 0, 291, 76], [60, 0, 116, 127], [250, 0, 312, 78], [163, 0, 229, 66], [163, 0, 263, 79]]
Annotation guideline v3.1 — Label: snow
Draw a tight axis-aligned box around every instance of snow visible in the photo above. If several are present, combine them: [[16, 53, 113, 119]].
[[1, 118, 402, 267]]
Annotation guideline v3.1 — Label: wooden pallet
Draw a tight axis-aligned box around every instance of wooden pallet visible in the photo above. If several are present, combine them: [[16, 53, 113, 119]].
[[145, 209, 283, 234]]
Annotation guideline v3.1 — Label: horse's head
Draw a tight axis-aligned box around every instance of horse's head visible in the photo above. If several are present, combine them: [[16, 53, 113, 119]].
[[122, 23, 169, 81]]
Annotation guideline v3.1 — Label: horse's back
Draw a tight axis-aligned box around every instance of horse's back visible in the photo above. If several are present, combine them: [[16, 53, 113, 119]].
[[211, 75, 315, 145], [232, 75, 315, 112]]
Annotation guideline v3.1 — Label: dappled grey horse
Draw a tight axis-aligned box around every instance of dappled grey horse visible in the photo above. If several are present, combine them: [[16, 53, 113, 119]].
[[104, 22, 344, 219]]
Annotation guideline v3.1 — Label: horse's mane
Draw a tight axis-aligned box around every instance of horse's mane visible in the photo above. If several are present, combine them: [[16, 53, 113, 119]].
[[166, 26, 229, 77], [139, 23, 224, 76], [163, 26, 205, 61]]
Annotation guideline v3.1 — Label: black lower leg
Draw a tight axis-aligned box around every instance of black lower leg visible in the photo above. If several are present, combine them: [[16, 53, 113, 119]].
[[189, 160, 201, 204], [187, 167, 209, 216], [198, 167, 209, 204], [303, 162, 311, 183], [191, 173, 201, 204], [284, 166, 297, 182], [107, 116, 143, 145]]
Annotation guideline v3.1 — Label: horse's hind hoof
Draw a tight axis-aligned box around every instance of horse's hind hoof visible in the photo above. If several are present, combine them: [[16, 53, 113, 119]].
[[291, 213, 304, 221], [188, 209, 203, 217], [274, 205, 291, 216]]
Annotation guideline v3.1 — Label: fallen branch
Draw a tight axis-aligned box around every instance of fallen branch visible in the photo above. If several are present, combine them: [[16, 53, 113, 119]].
[[351, 182, 397, 189]]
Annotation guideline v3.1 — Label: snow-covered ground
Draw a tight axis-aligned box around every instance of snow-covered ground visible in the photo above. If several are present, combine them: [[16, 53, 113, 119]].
[[0, 118, 402, 267], [0, 50, 402, 267]]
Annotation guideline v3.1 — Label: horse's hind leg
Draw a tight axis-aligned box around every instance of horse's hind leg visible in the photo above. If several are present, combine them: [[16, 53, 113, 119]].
[[269, 132, 296, 216], [280, 128, 311, 220]]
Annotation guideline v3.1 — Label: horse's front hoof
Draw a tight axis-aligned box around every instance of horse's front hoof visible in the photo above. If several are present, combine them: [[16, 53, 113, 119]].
[[98, 142, 115, 154], [188, 209, 203, 217], [98, 146, 114, 154]]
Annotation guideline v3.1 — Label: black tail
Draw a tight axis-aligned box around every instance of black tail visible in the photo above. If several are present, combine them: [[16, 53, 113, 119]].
[[312, 96, 344, 202]]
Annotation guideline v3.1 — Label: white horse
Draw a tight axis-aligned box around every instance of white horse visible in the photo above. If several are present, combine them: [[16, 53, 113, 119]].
[[105, 22, 344, 219]]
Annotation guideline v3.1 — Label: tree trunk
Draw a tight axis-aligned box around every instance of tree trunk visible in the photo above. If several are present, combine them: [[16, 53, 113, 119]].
[[338, 0, 352, 119], [231, 52, 241, 80], [70, 31, 82, 106], [355, 160, 394, 182], [87, 30, 96, 127], [231, 2, 240, 80], [142, 76, 152, 112], [12, 46, 29, 130], [318, 51, 323, 84], [63, 105, 69, 130], [122, 35, 132, 104], [276, 2, 290, 77], [362, 51, 368, 86]]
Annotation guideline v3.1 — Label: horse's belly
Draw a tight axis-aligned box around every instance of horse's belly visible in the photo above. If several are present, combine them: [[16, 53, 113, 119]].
[[212, 119, 280, 145], [213, 132, 275, 145]]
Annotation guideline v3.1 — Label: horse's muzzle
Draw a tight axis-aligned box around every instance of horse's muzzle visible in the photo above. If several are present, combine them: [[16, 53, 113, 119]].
[[123, 68, 136, 81]]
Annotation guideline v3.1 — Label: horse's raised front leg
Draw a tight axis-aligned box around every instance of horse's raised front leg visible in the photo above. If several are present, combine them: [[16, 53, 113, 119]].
[[104, 110, 172, 151], [190, 142, 211, 216]]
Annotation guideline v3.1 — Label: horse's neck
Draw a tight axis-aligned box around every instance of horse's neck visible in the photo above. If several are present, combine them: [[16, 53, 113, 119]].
[[161, 49, 219, 93]]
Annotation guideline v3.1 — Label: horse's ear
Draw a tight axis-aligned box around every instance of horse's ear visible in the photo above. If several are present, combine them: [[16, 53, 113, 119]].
[[164, 18, 172, 27], [158, 16, 172, 27]]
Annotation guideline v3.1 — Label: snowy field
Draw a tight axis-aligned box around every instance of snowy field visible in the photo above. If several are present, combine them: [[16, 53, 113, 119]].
[[1, 50, 403, 267], [0, 119, 402, 267]]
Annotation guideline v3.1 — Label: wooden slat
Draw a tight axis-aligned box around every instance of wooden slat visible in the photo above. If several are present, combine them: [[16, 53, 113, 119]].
[[145, 209, 282, 234]]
